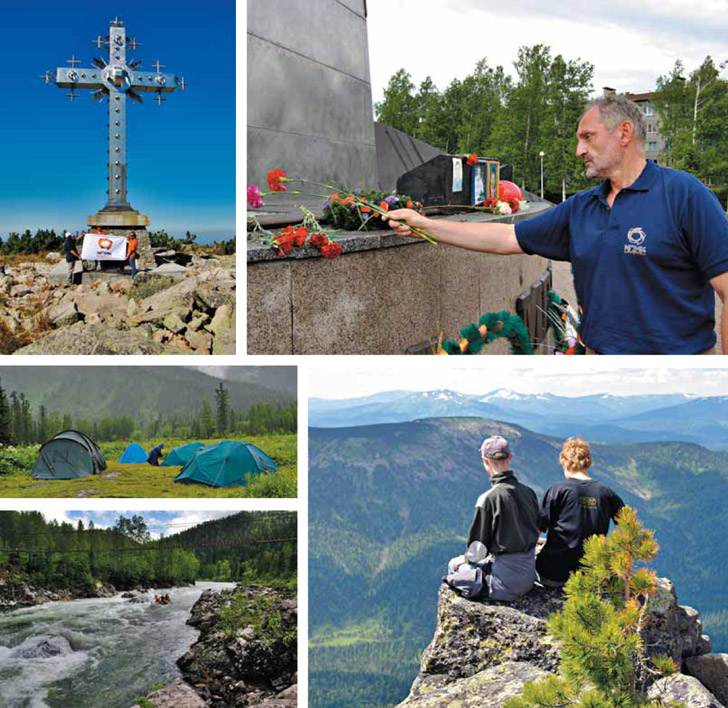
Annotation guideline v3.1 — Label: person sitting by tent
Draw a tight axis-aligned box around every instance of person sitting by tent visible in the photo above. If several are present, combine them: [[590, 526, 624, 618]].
[[147, 444, 165, 466]]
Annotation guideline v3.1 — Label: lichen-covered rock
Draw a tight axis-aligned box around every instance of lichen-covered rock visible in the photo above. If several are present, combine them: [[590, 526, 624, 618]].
[[648, 673, 726, 707], [684, 654, 728, 706], [12, 323, 176, 355], [642, 578, 694, 667], [46, 301, 80, 327], [413, 584, 562, 691], [398, 661, 549, 708], [680, 606, 704, 658]]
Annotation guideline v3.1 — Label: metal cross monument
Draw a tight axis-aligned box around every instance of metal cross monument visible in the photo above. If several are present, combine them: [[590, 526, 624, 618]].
[[43, 17, 185, 231]]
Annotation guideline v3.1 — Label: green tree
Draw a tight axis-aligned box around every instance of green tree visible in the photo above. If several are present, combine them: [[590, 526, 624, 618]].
[[115, 515, 151, 544], [375, 69, 419, 135], [0, 380, 13, 445], [199, 398, 215, 438], [215, 382, 230, 436], [506, 507, 678, 708]]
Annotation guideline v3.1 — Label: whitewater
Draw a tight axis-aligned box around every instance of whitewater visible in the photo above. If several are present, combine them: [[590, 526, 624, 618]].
[[0, 582, 234, 708]]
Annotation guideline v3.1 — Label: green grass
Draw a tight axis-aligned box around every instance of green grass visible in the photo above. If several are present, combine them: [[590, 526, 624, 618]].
[[0, 434, 297, 498], [310, 618, 391, 648]]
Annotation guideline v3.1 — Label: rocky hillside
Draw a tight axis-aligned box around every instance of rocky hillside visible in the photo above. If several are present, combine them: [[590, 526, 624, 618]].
[[0, 254, 235, 355], [135, 584, 297, 708], [397, 580, 728, 708]]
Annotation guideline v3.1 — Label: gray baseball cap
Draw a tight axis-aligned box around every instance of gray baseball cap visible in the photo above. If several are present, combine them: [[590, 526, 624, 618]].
[[480, 435, 511, 460]]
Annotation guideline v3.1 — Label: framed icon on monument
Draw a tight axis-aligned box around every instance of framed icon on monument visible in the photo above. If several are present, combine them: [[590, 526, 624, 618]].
[[471, 163, 485, 205], [486, 160, 500, 202]]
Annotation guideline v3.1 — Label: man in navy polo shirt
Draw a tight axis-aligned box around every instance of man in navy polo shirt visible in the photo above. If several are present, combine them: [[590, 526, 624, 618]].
[[387, 94, 728, 354]]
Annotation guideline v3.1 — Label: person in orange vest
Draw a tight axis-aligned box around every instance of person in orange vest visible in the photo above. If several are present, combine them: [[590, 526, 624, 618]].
[[126, 232, 139, 279]]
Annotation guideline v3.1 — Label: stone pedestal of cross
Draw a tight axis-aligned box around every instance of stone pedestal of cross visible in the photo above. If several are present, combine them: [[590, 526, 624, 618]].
[[44, 17, 185, 270]]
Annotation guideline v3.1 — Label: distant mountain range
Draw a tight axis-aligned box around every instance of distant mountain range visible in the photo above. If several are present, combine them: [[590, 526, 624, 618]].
[[309, 417, 728, 708], [309, 389, 728, 449], [0, 366, 296, 422]]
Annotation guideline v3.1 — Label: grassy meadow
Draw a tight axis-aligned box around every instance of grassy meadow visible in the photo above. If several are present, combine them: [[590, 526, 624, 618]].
[[0, 434, 297, 498]]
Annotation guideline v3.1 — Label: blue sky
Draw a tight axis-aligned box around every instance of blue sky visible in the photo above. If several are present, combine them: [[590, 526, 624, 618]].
[[0, 0, 235, 242]]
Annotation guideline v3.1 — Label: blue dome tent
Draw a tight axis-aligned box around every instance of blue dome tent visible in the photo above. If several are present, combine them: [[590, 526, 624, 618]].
[[118, 443, 148, 463]]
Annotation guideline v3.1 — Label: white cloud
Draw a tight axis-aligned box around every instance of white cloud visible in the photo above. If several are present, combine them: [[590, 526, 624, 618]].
[[367, 0, 728, 104], [309, 365, 728, 399]]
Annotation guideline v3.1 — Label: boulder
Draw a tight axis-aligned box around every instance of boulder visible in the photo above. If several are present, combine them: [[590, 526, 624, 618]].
[[149, 263, 189, 275], [131, 680, 205, 708], [11, 323, 177, 355], [186, 329, 212, 353], [163, 312, 187, 334], [398, 661, 549, 708], [648, 673, 726, 708], [684, 655, 728, 706], [178, 585, 297, 706], [46, 252, 61, 261], [411, 584, 562, 694], [46, 302, 80, 328], [187, 313, 210, 331], [641, 578, 691, 667], [680, 605, 704, 658], [210, 303, 236, 355]]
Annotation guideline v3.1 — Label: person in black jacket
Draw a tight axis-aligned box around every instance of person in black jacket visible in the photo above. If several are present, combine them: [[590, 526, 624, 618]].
[[448, 435, 540, 601], [536, 436, 624, 587]]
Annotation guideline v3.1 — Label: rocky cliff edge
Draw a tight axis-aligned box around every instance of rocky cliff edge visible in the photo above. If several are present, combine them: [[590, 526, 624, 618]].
[[397, 579, 728, 708]]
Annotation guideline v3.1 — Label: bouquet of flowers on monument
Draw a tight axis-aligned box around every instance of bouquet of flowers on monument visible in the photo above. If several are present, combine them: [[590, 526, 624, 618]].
[[247, 168, 436, 259]]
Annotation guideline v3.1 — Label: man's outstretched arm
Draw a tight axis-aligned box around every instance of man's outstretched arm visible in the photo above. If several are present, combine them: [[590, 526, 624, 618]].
[[387, 208, 523, 255]]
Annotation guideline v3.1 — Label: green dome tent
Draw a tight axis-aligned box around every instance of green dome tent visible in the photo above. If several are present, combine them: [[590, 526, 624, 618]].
[[162, 442, 205, 467], [173, 441, 277, 487], [118, 442, 148, 463], [32, 430, 107, 480]]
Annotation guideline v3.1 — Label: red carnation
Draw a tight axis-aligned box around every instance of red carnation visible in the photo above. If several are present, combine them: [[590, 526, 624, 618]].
[[294, 226, 308, 246], [267, 168, 288, 192], [466, 153, 478, 166], [321, 241, 343, 260], [309, 232, 329, 248]]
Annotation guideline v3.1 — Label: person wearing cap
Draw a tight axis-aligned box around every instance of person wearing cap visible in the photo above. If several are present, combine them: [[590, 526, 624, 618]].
[[63, 231, 82, 285], [126, 232, 139, 279], [449, 435, 540, 601], [387, 93, 728, 355], [536, 436, 624, 587]]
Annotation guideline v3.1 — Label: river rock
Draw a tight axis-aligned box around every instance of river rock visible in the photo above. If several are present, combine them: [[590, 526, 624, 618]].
[[648, 673, 726, 707], [132, 680, 206, 708], [12, 634, 73, 659], [178, 584, 297, 707], [684, 655, 728, 706]]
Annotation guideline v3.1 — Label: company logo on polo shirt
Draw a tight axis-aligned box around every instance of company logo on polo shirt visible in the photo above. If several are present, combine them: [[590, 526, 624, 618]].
[[624, 227, 647, 256]]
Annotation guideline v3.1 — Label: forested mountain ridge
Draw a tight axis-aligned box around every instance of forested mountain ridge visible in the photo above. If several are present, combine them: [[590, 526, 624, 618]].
[[309, 389, 728, 449], [309, 417, 728, 708], [0, 366, 294, 422]]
